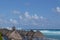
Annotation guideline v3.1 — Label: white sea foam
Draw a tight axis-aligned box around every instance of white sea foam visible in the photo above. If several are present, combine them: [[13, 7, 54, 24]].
[[40, 30, 60, 35]]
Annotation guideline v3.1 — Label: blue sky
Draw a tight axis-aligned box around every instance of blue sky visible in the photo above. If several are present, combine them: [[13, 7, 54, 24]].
[[0, 0, 60, 29]]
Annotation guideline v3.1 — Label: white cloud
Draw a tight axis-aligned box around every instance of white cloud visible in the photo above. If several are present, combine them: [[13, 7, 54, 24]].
[[12, 10, 20, 14], [0, 19, 2, 22], [32, 22, 39, 26], [40, 16, 44, 20], [6, 27, 12, 30], [56, 7, 60, 13], [19, 16, 23, 19], [24, 2, 30, 7], [32, 14, 39, 19], [24, 12, 39, 20], [17, 27, 22, 30], [0, 19, 9, 24], [24, 12, 29, 17], [10, 19, 18, 24], [18, 11, 48, 27], [24, 11, 31, 19]]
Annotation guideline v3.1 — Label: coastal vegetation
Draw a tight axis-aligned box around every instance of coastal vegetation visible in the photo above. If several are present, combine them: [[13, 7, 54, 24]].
[[0, 32, 2, 40]]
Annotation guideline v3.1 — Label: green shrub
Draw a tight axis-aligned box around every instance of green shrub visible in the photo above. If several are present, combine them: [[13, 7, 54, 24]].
[[0, 32, 3, 40]]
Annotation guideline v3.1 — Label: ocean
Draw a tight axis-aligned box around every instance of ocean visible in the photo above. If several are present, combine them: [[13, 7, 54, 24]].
[[40, 29, 60, 40]]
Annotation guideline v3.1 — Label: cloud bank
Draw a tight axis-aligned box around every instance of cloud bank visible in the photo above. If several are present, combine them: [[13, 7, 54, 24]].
[[0, 11, 49, 29], [19, 11, 49, 27]]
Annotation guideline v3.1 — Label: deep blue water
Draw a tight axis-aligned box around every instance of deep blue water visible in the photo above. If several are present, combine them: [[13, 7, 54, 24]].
[[45, 35, 60, 40]]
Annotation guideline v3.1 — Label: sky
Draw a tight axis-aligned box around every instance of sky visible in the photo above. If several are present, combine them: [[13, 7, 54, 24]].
[[0, 0, 60, 29]]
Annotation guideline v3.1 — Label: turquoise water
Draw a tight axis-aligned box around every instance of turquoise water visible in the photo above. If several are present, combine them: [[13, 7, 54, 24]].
[[40, 30, 60, 40], [45, 35, 60, 40]]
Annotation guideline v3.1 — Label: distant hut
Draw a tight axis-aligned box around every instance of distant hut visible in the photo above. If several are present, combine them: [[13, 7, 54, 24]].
[[33, 30, 44, 38], [26, 30, 35, 40], [33, 30, 44, 40], [7, 26, 22, 40], [8, 30, 22, 40]]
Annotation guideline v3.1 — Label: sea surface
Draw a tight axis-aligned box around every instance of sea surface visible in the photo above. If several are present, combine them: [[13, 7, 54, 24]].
[[40, 29, 60, 40]]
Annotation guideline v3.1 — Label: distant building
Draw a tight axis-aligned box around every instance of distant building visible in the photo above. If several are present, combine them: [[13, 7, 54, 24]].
[[33, 30, 44, 40], [26, 30, 44, 40], [8, 30, 22, 40], [33, 30, 44, 38], [6, 26, 22, 40]]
